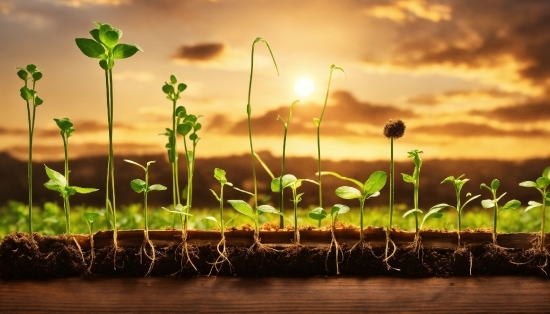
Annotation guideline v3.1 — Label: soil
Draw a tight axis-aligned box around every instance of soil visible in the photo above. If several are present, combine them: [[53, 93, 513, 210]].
[[1, 230, 549, 279]]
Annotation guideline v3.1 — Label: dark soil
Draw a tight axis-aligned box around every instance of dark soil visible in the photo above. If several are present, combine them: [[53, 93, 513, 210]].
[[1, 231, 549, 279]]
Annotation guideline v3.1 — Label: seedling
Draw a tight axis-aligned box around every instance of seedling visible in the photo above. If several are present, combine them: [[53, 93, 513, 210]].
[[272, 174, 319, 244], [318, 171, 387, 242], [327, 204, 350, 275], [17, 63, 44, 235], [519, 166, 550, 249], [124, 159, 167, 276], [82, 212, 99, 274], [383, 118, 406, 269], [276, 100, 299, 229], [430, 174, 481, 247], [244, 37, 279, 218], [43, 165, 98, 234], [314, 64, 345, 209], [206, 168, 234, 274], [160, 74, 188, 219], [75, 22, 143, 254], [480, 179, 521, 245], [402, 149, 434, 246]]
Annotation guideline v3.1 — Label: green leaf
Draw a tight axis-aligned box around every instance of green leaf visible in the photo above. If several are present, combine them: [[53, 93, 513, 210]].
[[34, 96, 43, 107], [69, 186, 98, 194], [113, 43, 143, 59], [170, 74, 177, 84], [536, 177, 550, 189], [17, 69, 28, 80], [162, 204, 192, 216], [214, 168, 228, 184], [20, 86, 33, 101], [44, 180, 62, 193], [162, 83, 174, 95], [402, 173, 415, 184], [177, 123, 192, 136], [308, 207, 327, 221], [330, 204, 350, 219], [313, 118, 320, 127], [271, 174, 297, 192], [54, 118, 74, 132], [481, 199, 495, 209], [82, 212, 99, 224], [335, 186, 361, 200], [420, 206, 445, 229], [175, 106, 187, 118], [124, 159, 146, 171], [44, 165, 67, 187], [403, 208, 422, 218], [210, 189, 220, 201], [102, 30, 119, 48], [258, 205, 282, 215], [204, 216, 221, 229], [501, 199, 521, 212], [491, 179, 500, 191], [543, 166, 550, 179], [32, 72, 42, 81], [89, 28, 101, 42], [75, 38, 106, 59], [525, 201, 542, 212], [130, 179, 147, 193], [26, 64, 37, 73], [178, 83, 187, 92], [519, 181, 538, 188], [148, 184, 167, 192], [363, 171, 387, 195], [227, 200, 255, 220], [233, 186, 255, 197], [318, 171, 362, 188]]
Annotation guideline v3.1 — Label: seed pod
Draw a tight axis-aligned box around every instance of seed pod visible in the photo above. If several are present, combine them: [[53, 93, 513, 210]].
[[383, 118, 406, 139]]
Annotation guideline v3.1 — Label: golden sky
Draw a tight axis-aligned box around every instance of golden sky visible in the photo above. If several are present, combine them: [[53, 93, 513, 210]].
[[1, 0, 549, 162]]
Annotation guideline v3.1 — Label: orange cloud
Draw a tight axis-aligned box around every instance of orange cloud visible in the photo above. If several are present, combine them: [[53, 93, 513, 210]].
[[173, 43, 225, 62]]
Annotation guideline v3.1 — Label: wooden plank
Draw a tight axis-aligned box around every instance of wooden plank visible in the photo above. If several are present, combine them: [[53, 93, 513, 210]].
[[1, 277, 549, 313]]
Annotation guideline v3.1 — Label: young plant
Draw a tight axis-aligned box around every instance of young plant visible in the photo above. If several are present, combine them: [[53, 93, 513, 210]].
[[276, 100, 299, 229], [82, 212, 99, 274], [382, 118, 406, 269], [206, 168, 234, 274], [401, 149, 428, 245], [315, 64, 345, 209], [43, 165, 98, 234], [17, 64, 44, 235], [315, 204, 350, 275], [160, 74, 187, 217], [318, 171, 387, 242], [480, 179, 521, 245], [244, 37, 279, 217], [430, 174, 481, 247], [272, 174, 319, 245], [75, 22, 143, 251], [519, 166, 550, 249], [124, 159, 167, 276]]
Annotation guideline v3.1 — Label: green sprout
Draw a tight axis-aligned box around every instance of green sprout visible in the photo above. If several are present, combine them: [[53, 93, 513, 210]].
[[323, 204, 350, 275], [276, 100, 299, 229], [314, 64, 345, 209], [75, 22, 143, 251], [160, 74, 187, 222], [318, 171, 386, 242], [17, 63, 44, 235], [430, 174, 481, 247], [124, 159, 167, 276], [206, 168, 234, 274], [244, 37, 279, 217], [382, 118, 406, 269], [401, 149, 440, 246], [519, 166, 550, 249], [82, 212, 99, 274], [480, 179, 521, 245], [43, 165, 98, 234], [272, 174, 319, 245]]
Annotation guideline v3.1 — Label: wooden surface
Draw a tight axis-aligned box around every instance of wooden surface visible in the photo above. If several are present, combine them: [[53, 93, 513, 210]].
[[1, 277, 549, 313]]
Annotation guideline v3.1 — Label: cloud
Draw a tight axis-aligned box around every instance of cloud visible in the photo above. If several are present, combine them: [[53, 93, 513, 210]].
[[413, 122, 549, 138], [173, 43, 225, 62], [471, 100, 550, 123], [40, 0, 132, 7], [112, 71, 156, 82], [365, 0, 451, 23], [218, 90, 416, 137], [406, 89, 518, 106], [0, 127, 27, 136]]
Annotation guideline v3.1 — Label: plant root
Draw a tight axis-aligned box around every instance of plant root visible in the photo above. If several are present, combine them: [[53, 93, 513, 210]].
[[71, 236, 86, 269], [86, 233, 96, 274], [469, 251, 473, 276], [171, 230, 197, 277], [207, 236, 234, 276], [325, 226, 344, 275], [139, 230, 156, 277], [383, 230, 400, 271]]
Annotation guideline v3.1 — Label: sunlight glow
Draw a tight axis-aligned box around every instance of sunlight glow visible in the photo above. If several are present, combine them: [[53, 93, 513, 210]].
[[294, 77, 315, 97]]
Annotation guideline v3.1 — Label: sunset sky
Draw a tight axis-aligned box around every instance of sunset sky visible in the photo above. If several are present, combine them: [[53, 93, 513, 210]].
[[1, 0, 549, 162]]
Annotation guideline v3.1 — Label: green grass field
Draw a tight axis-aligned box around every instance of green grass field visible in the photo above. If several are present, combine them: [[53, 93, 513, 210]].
[[0, 201, 546, 239]]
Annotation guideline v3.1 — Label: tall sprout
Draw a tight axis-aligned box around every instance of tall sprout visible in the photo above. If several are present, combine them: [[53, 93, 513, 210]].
[[16, 64, 44, 235]]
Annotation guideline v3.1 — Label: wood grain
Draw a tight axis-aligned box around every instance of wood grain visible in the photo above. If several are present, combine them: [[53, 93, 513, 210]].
[[1, 277, 549, 313]]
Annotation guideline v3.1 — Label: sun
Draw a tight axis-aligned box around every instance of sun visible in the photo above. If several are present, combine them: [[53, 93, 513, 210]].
[[294, 77, 315, 97]]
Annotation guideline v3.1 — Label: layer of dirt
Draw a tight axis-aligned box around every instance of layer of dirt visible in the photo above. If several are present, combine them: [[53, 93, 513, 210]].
[[1, 232, 549, 279]]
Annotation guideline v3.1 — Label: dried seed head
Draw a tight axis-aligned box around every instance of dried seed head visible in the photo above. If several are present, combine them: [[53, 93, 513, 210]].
[[383, 119, 406, 139]]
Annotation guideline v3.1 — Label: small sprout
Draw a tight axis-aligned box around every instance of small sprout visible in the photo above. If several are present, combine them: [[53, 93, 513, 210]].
[[124, 159, 167, 276], [480, 179, 521, 245], [519, 166, 550, 249], [327, 204, 350, 275], [17, 63, 44, 235], [308, 207, 327, 227], [82, 212, 99, 274], [430, 174, 481, 247]]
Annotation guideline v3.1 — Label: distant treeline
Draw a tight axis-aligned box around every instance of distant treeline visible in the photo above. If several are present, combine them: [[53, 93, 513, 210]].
[[0, 151, 548, 211]]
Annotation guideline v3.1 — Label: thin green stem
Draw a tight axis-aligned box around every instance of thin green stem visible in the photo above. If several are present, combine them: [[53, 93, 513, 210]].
[[359, 199, 365, 239], [292, 187, 298, 243], [492, 190, 498, 244], [63, 133, 70, 233], [317, 67, 335, 209], [144, 167, 149, 234], [540, 189, 546, 248], [25, 80, 33, 235], [220, 183, 225, 239], [389, 137, 394, 231], [414, 181, 419, 237], [279, 125, 288, 229], [104, 69, 111, 229], [456, 190, 461, 247], [247, 44, 258, 211], [183, 136, 190, 229], [108, 69, 117, 237]]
